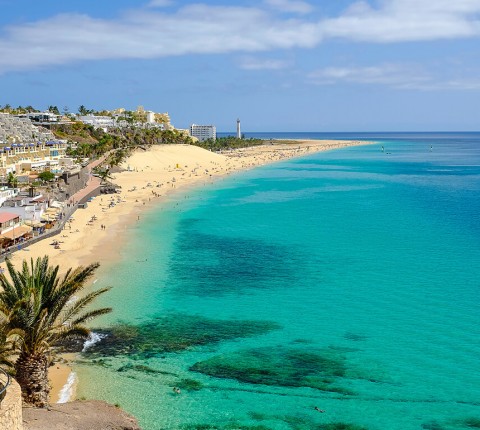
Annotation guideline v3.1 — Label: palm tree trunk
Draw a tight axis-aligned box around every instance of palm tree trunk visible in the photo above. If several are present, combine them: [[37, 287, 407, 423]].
[[15, 352, 50, 407]]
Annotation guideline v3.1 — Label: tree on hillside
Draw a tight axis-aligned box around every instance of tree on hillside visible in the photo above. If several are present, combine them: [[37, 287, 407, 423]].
[[0, 257, 111, 407], [107, 149, 127, 168], [97, 167, 114, 184], [7, 172, 18, 188], [1, 104, 12, 113], [78, 105, 89, 116], [48, 106, 60, 115], [38, 171, 55, 183]]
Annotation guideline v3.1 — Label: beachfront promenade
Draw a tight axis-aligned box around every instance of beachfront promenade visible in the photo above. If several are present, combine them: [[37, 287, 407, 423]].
[[69, 166, 102, 205], [0, 157, 105, 263]]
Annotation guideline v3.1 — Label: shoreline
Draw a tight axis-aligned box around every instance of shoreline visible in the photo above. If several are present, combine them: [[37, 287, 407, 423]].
[[2, 139, 375, 403]]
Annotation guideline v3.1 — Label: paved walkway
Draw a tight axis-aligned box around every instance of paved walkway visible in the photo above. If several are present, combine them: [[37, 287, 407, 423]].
[[69, 175, 101, 205], [68, 156, 105, 205]]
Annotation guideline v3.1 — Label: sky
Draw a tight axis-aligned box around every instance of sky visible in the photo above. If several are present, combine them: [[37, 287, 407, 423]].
[[0, 0, 480, 132]]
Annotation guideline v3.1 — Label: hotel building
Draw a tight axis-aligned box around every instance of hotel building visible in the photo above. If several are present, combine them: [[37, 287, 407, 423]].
[[189, 124, 216, 142]]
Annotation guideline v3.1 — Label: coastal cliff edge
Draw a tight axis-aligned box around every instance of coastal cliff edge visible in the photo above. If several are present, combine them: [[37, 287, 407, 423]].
[[23, 400, 141, 430]]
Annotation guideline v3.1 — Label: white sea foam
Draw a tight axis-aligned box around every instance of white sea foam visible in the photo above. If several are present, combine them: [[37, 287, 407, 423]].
[[82, 331, 106, 352], [57, 371, 76, 404], [66, 295, 78, 306]]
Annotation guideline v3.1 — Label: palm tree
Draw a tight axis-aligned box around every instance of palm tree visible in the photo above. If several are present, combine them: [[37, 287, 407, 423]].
[[0, 257, 111, 407], [0, 317, 14, 370], [97, 167, 113, 184]]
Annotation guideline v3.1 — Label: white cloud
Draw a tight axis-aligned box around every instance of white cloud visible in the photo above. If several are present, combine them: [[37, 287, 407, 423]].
[[238, 56, 291, 70], [307, 63, 480, 91], [264, 0, 314, 15], [308, 64, 431, 88], [322, 0, 480, 42], [0, 5, 322, 74], [1, 1, 480, 74]]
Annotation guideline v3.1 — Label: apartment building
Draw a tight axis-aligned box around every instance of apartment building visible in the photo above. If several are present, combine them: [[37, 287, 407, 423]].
[[189, 124, 216, 142], [0, 114, 67, 176]]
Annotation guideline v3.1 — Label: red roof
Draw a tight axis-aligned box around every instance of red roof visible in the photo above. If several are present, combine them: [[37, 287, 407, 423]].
[[0, 212, 19, 223]]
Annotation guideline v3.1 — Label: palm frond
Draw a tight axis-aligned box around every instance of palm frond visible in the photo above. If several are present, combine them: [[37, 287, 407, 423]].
[[68, 307, 112, 327], [0, 257, 110, 358], [59, 287, 111, 324]]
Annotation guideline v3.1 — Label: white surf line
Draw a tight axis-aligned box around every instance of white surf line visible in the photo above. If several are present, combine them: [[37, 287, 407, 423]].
[[82, 331, 106, 352], [57, 371, 77, 403]]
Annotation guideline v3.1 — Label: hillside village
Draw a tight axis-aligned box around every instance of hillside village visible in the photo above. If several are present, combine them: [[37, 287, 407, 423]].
[[0, 105, 196, 253]]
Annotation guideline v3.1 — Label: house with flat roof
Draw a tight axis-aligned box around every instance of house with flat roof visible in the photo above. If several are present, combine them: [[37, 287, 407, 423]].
[[0, 211, 33, 247]]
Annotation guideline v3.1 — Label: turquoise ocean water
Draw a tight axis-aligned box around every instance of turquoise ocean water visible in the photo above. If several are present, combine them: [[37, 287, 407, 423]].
[[76, 133, 480, 430]]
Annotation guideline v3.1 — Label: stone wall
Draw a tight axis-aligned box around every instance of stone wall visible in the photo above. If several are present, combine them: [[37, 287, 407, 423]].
[[0, 378, 23, 430]]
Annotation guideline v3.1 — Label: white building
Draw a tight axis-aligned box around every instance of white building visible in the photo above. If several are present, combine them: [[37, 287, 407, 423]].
[[146, 111, 156, 123], [16, 112, 61, 124], [0, 114, 68, 176], [189, 124, 216, 142], [1, 196, 48, 222], [0, 187, 18, 207], [78, 115, 116, 130]]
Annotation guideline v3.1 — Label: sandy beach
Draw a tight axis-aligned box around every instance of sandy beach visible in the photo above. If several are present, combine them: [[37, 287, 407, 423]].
[[1, 139, 373, 402]]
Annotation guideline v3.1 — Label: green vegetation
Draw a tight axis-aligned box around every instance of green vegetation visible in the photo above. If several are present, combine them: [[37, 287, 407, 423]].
[[47, 105, 60, 115], [176, 378, 204, 391], [181, 421, 368, 430], [181, 424, 273, 430], [82, 314, 280, 359], [37, 171, 55, 182], [57, 122, 193, 160], [0, 104, 39, 115], [193, 136, 264, 151], [317, 425, 369, 430], [190, 347, 358, 394], [0, 257, 111, 407], [115, 363, 177, 376], [6, 172, 18, 188], [247, 411, 371, 430], [457, 417, 480, 428]]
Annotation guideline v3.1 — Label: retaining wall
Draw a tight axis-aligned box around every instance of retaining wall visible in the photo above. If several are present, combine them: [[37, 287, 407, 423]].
[[0, 378, 23, 430]]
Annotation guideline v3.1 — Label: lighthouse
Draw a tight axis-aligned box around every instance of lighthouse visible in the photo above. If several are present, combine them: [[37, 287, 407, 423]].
[[236, 118, 241, 139]]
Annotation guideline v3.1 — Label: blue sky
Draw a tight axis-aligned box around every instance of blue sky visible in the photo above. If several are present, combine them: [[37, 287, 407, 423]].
[[1, 0, 480, 132]]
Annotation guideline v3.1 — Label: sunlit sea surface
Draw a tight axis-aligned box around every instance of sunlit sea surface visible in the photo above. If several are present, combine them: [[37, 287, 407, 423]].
[[76, 133, 480, 430]]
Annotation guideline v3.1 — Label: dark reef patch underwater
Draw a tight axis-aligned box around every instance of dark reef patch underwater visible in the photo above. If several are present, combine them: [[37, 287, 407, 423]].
[[83, 314, 281, 359], [421, 416, 480, 430], [180, 419, 370, 430], [168, 225, 301, 296], [190, 346, 379, 394]]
